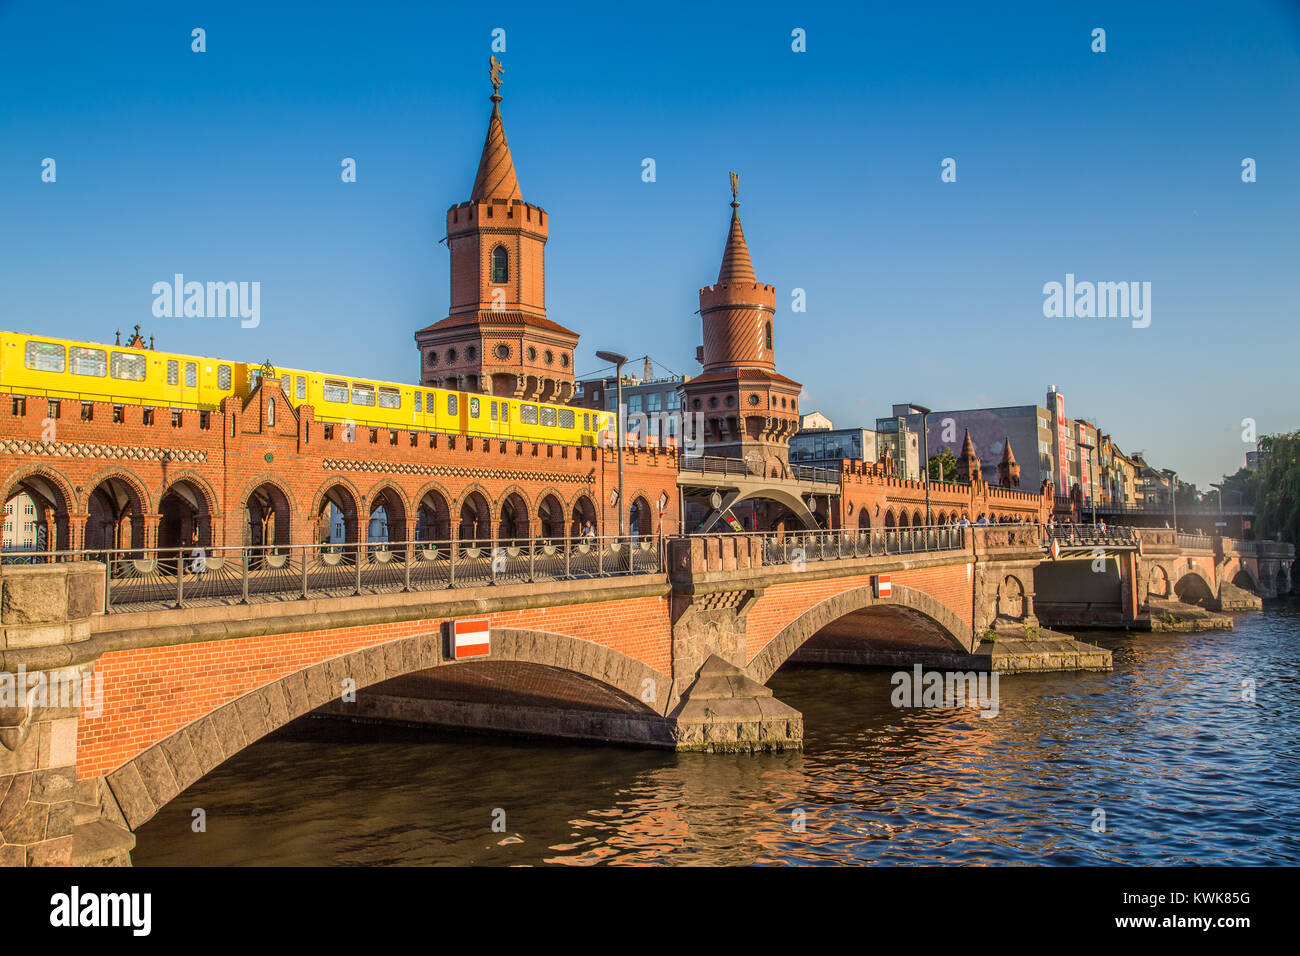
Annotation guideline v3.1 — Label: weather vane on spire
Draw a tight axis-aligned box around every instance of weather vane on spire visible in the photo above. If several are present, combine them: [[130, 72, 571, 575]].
[[489, 55, 504, 99], [729, 170, 739, 207]]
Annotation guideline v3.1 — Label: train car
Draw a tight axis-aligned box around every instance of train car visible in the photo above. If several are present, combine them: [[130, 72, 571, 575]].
[[0, 329, 616, 447], [0, 330, 246, 411]]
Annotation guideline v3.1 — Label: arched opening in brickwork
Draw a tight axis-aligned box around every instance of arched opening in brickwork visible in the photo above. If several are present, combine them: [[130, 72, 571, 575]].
[[884, 508, 895, 529], [367, 487, 407, 545], [157, 480, 213, 551], [1231, 568, 1258, 593], [857, 509, 871, 530], [912, 509, 924, 527], [458, 491, 491, 543], [537, 493, 565, 540], [414, 490, 451, 542], [3, 471, 72, 552], [497, 492, 530, 545], [85, 476, 146, 554], [997, 575, 1027, 621], [569, 494, 597, 537], [246, 482, 291, 549], [897, 510, 910, 528], [1148, 565, 1170, 598], [1174, 572, 1215, 608], [316, 485, 359, 545], [629, 495, 653, 537], [747, 584, 972, 685]]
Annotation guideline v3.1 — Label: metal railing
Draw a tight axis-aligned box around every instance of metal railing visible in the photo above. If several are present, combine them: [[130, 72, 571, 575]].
[[9, 535, 665, 613], [708, 525, 967, 568], [1177, 532, 1216, 551], [679, 455, 839, 485], [1042, 525, 1138, 549]]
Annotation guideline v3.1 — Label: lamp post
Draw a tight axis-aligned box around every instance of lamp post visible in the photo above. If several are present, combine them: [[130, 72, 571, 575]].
[[595, 350, 628, 537], [911, 403, 932, 525], [1169, 470, 1178, 534]]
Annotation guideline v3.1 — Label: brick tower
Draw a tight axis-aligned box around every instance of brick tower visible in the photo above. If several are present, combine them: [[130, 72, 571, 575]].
[[997, 435, 1021, 488], [414, 58, 579, 403], [681, 174, 801, 474], [957, 428, 983, 484]]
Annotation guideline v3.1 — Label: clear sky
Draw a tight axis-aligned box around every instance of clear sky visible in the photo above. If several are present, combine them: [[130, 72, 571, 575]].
[[1, 0, 1296, 489]]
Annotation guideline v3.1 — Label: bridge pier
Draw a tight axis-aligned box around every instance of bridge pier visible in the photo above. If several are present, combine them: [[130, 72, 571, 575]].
[[0, 563, 134, 866]]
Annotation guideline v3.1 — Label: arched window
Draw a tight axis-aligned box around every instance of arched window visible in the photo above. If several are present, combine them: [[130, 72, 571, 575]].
[[765, 321, 772, 351], [491, 246, 509, 284]]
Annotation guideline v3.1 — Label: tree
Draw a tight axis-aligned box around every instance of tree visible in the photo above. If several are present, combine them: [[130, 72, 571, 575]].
[[928, 448, 958, 482], [1253, 432, 1300, 545]]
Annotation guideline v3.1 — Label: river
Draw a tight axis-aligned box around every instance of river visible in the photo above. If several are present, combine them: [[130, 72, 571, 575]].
[[132, 602, 1300, 866]]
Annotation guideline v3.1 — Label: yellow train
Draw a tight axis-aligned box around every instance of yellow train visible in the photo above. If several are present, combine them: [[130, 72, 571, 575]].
[[0, 330, 614, 447]]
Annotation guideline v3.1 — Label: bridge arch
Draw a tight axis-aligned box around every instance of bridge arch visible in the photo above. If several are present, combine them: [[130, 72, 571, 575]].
[[455, 486, 492, 542], [412, 481, 453, 542], [83, 469, 152, 552], [569, 492, 597, 536], [364, 483, 409, 544], [239, 476, 296, 547], [747, 584, 971, 685], [1173, 567, 1217, 606], [1231, 565, 1260, 594], [157, 472, 220, 549], [102, 628, 670, 833], [3, 464, 77, 551], [312, 478, 362, 544]]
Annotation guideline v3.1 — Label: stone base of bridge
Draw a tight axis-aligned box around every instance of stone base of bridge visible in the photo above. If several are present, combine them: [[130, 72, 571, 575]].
[[1146, 598, 1235, 632], [792, 625, 1112, 675], [319, 654, 803, 754]]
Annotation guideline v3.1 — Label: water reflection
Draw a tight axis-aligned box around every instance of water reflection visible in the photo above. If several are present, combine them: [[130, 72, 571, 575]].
[[134, 603, 1300, 866]]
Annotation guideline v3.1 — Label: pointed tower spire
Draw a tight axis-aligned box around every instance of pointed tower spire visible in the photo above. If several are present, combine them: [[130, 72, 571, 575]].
[[717, 171, 756, 284], [470, 56, 521, 202], [997, 435, 1021, 488], [957, 428, 982, 484]]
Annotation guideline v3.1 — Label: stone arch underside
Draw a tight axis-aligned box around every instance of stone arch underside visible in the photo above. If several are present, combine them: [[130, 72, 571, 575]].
[[103, 628, 671, 832], [746, 584, 972, 685]]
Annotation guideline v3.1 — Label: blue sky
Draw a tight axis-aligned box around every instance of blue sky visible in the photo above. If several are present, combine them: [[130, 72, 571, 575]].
[[1, 0, 1296, 488]]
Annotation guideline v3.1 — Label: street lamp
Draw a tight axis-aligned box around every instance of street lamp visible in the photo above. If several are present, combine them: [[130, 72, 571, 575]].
[[595, 350, 628, 537], [911, 403, 932, 525]]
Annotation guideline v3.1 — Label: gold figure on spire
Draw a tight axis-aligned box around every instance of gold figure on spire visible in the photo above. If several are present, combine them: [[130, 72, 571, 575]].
[[490, 56, 504, 95], [729, 170, 739, 205]]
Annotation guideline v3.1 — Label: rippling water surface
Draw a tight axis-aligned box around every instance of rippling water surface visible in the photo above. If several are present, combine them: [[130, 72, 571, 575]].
[[134, 603, 1300, 865]]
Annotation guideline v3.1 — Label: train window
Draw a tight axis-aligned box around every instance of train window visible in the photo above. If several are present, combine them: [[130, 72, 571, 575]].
[[218, 366, 232, 390], [584, 413, 590, 430], [296, 376, 305, 399], [426, 393, 436, 414], [186, 363, 197, 387], [520, 404, 538, 425], [378, 387, 401, 409], [351, 383, 375, 406], [541, 407, 558, 427], [24, 341, 65, 372], [414, 391, 421, 412], [110, 352, 147, 381], [447, 394, 457, 415], [469, 397, 480, 418], [490, 401, 497, 421], [167, 360, 179, 385], [323, 380, 349, 403], [501, 403, 509, 423], [281, 374, 290, 395], [558, 408, 575, 429], [69, 347, 107, 377]]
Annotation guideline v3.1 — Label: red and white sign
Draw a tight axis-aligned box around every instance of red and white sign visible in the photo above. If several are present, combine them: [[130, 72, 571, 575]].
[[1051, 538, 1062, 560], [448, 618, 491, 659], [874, 574, 892, 598]]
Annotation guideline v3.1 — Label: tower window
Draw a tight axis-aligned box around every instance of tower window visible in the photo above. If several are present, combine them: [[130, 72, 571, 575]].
[[765, 322, 772, 351], [491, 246, 509, 284]]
